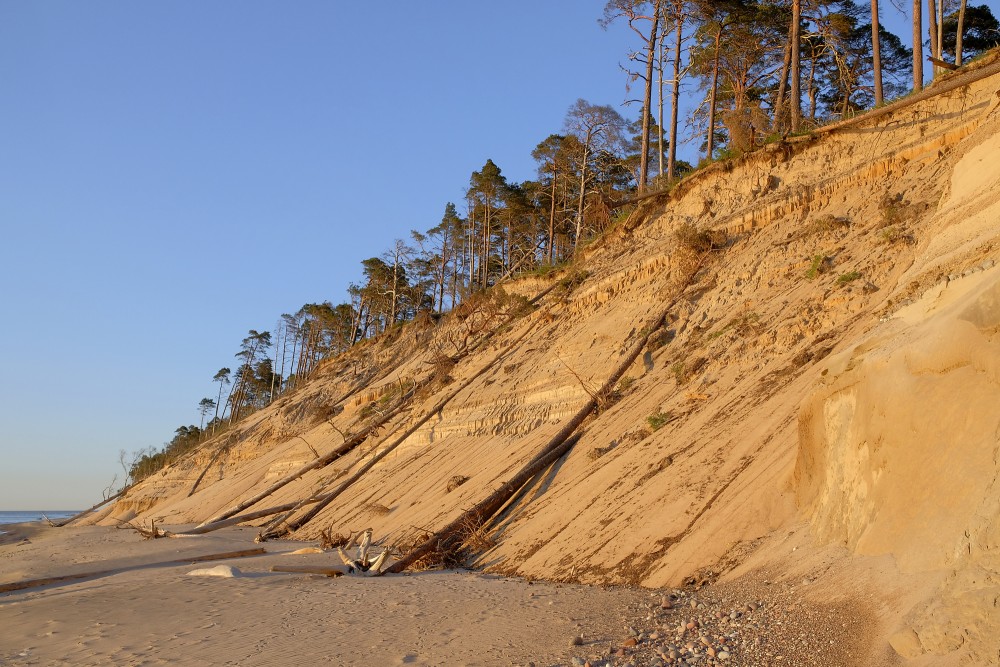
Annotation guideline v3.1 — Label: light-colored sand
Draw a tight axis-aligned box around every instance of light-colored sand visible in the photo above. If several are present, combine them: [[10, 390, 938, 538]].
[[0, 524, 639, 666]]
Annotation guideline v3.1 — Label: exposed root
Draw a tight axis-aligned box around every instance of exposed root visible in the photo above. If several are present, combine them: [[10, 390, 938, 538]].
[[319, 527, 353, 550]]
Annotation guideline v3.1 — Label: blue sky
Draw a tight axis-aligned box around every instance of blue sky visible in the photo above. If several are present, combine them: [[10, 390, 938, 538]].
[[0, 2, 935, 509]]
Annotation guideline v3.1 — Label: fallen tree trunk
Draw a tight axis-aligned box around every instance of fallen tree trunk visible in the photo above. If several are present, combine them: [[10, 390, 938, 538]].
[[188, 441, 230, 497], [269, 564, 345, 577], [52, 487, 131, 527], [143, 279, 563, 539], [0, 548, 267, 595], [385, 254, 709, 575], [196, 393, 419, 528], [197, 283, 562, 530], [175, 503, 315, 536], [258, 316, 543, 540]]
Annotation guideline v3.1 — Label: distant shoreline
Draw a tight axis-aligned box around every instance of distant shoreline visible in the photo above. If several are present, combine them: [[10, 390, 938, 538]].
[[0, 510, 80, 528]]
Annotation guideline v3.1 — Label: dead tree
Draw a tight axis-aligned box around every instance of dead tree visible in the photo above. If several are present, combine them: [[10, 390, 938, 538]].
[[385, 249, 713, 574], [257, 317, 544, 541], [51, 487, 131, 527]]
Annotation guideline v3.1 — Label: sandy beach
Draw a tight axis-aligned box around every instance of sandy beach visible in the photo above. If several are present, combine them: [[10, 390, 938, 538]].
[[0, 523, 644, 666], [0, 522, 901, 666]]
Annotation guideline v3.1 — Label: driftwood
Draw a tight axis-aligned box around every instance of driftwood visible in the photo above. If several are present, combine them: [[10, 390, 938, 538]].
[[269, 565, 344, 577], [121, 519, 170, 539], [189, 378, 389, 501], [51, 487, 131, 527], [197, 395, 419, 528], [178, 503, 314, 536], [183, 280, 562, 538], [209, 282, 562, 540], [257, 317, 543, 541], [188, 441, 230, 497], [928, 55, 959, 71], [385, 255, 710, 574], [0, 548, 267, 595]]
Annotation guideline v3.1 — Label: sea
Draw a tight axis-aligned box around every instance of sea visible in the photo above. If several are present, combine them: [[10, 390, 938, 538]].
[[0, 510, 80, 532]]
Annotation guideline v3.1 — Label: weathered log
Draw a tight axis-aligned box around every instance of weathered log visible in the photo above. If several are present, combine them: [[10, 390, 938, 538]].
[[51, 487, 131, 527], [181, 503, 312, 535], [0, 548, 267, 595], [188, 441, 229, 497], [191, 279, 562, 538], [269, 565, 344, 577], [197, 395, 418, 528], [259, 316, 543, 540], [927, 55, 959, 71], [384, 258, 707, 575]]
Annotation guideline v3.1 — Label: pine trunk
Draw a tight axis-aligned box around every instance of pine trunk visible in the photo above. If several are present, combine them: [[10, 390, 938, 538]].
[[638, 0, 662, 193], [667, 6, 682, 180], [955, 0, 967, 67], [706, 30, 722, 161], [790, 0, 801, 131], [913, 0, 923, 89], [772, 39, 792, 134], [872, 0, 884, 106], [548, 167, 557, 264]]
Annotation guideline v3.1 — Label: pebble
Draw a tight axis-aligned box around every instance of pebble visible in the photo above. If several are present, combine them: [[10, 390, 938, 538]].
[[533, 576, 862, 667]]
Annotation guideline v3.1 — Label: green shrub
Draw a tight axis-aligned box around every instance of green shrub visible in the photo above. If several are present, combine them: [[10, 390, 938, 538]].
[[805, 254, 830, 280], [837, 271, 862, 285], [647, 411, 675, 432]]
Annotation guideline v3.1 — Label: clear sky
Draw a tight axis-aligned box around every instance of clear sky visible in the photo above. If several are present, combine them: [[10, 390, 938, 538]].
[[0, 1, 932, 510]]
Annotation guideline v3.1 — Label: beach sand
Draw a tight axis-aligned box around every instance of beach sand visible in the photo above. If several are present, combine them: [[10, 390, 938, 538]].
[[0, 524, 639, 666]]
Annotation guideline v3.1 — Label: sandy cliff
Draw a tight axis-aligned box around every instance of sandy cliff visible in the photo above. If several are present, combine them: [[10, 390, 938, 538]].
[[91, 54, 1000, 664]]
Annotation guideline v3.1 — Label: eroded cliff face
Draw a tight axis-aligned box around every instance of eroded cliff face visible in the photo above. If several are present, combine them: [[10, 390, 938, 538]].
[[92, 55, 1000, 664], [795, 129, 1000, 662]]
